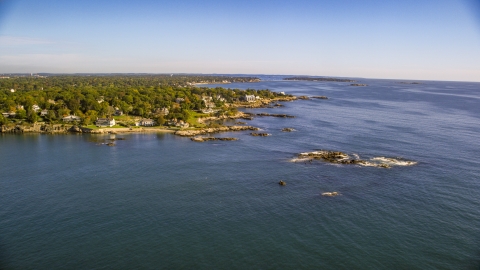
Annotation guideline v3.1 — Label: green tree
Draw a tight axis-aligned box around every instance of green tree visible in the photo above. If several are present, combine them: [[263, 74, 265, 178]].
[[16, 109, 27, 119], [27, 111, 38, 123], [0, 114, 7, 126], [154, 114, 165, 126]]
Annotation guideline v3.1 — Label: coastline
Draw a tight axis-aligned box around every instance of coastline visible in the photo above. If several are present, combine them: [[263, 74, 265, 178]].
[[1, 96, 299, 136]]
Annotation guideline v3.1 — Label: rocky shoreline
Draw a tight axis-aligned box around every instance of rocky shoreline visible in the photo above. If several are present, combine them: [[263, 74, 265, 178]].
[[0, 123, 174, 134], [175, 125, 259, 137]]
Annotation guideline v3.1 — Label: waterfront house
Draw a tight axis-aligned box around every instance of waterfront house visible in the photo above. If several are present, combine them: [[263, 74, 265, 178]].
[[2, 112, 12, 118], [32, 104, 41, 112], [242, 95, 256, 102], [139, 118, 155, 126], [154, 107, 169, 115], [95, 118, 115, 127], [62, 115, 81, 122], [40, 109, 48, 116], [215, 95, 226, 102], [114, 108, 123, 116], [176, 120, 189, 128], [160, 107, 169, 115]]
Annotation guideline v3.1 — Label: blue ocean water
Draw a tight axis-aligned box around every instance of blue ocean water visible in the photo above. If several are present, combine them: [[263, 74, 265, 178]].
[[1, 77, 480, 269]]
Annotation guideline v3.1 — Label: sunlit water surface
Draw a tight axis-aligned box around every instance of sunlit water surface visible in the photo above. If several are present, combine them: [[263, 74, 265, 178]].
[[1, 77, 480, 269]]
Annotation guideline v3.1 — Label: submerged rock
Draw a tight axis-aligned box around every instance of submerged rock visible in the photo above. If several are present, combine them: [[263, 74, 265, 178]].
[[279, 180, 286, 186], [250, 133, 270, 137], [311, 96, 328, 99], [322, 192, 339, 197], [282, 128, 295, 132]]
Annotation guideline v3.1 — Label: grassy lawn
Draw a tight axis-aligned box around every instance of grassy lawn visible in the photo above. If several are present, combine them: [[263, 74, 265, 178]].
[[113, 115, 136, 121], [83, 125, 100, 129], [187, 111, 209, 128]]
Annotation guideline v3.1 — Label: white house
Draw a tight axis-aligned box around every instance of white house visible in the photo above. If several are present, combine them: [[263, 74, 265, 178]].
[[95, 118, 115, 127], [32, 104, 41, 112], [62, 115, 81, 122], [242, 95, 256, 102], [139, 118, 155, 126]]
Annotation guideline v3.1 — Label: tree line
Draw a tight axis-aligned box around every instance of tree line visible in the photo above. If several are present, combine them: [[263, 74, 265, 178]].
[[0, 75, 280, 126]]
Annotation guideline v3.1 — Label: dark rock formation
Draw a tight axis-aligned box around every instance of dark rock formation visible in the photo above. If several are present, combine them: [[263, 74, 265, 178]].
[[250, 133, 270, 137], [191, 137, 238, 142], [255, 113, 295, 118], [282, 128, 295, 132], [175, 125, 259, 137], [311, 96, 328, 99], [350, 84, 368, 86], [295, 150, 416, 168], [279, 180, 286, 186]]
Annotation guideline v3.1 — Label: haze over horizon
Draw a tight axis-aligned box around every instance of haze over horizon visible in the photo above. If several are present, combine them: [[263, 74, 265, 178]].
[[0, 0, 479, 82]]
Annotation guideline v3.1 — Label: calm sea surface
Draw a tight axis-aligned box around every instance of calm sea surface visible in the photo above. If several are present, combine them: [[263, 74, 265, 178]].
[[1, 77, 480, 269]]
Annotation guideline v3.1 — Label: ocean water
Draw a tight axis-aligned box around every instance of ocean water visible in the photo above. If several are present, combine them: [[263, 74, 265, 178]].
[[1, 77, 480, 269]]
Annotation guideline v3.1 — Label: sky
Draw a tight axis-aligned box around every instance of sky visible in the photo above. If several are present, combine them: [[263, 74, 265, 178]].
[[0, 0, 479, 81]]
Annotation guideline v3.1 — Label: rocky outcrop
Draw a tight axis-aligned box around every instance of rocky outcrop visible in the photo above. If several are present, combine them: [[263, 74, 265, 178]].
[[294, 150, 417, 168], [298, 96, 310, 100], [191, 137, 238, 142], [282, 128, 295, 132], [175, 125, 259, 137], [69, 125, 82, 133], [322, 192, 339, 197], [311, 96, 328, 99], [250, 132, 270, 137], [278, 180, 286, 186], [350, 84, 368, 86], [234, 96, 297, 109], [1, 123, 68, 133], [256, 113, 295, 118]]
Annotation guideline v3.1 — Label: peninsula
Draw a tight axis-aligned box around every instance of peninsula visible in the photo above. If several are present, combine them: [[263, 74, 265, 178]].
[[0, 74, 295, 135]]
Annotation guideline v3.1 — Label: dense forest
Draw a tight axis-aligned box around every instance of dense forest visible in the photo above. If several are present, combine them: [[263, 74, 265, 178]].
[[0, 74, 280, 127]]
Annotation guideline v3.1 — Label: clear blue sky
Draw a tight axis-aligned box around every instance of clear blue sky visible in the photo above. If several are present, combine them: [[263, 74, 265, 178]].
[[0, 0, 479, 81]]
